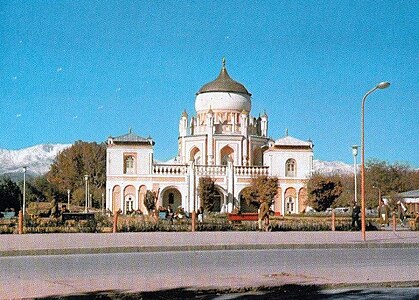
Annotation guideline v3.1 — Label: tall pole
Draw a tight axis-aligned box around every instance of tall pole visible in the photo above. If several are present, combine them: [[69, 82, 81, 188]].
[[352, 146, 358, 204], [84, 175, 89, 213], [102, 192, 105, 214], [67, 189, 70, 211], [360, 82, 390, 241], [22, 166, 27, 218]]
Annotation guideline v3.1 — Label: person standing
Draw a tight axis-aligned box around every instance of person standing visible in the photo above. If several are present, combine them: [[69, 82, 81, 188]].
[[166, 205, 174, 224], [258, 201, 270, 231], [378, 199, 389, 226], [397, 200, 407, 226], [197, 206, 204, 223], [351, 202, 361, 230]]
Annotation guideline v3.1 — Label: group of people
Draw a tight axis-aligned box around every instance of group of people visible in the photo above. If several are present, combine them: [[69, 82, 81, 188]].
[[159, 205, 205, 224], [378, 199, 408, 227], [351, 199, 409, 230]]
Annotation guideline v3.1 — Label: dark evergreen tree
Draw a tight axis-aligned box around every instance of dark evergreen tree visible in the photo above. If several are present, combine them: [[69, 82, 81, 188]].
[[198, 177, 217, 211], [0, 177, 22, 213]]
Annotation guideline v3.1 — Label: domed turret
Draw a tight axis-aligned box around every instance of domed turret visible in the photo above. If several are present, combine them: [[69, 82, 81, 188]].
[[195, 59, 251, 113]]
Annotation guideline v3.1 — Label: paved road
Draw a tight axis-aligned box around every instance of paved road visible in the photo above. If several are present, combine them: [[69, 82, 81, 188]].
[[1, 247, 418, 299], [1, 231, 418, 298]]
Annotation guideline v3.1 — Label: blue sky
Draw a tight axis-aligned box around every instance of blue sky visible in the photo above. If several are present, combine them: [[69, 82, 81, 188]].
[[1, 0, 418, 167]]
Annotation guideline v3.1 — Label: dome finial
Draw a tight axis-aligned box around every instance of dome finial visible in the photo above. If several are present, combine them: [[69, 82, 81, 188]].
[[222, 57, 226, 69]]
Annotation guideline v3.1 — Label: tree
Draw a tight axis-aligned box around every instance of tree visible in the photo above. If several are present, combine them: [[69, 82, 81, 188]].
[[307, 173, 343, 211], [0, 177, 21, 212], [241, 176, 278, 207], [198, 177, 217, 211], [365, 159, 419, 208], [46, 141, 106, 207], [144, 190, 157, 213]]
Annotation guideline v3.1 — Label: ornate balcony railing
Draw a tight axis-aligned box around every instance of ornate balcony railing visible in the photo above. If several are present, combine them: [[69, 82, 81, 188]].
[[196, 165, 227, 176], [234, 165, 269, 176], [153, 164, 187, 175], [152, 163, 269, 177]]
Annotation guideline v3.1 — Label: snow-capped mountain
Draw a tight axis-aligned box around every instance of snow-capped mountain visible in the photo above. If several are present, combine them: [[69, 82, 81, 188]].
[[0, 144, 353, 178], [313, 159, 354, 175], [0, 144, 71, 177]]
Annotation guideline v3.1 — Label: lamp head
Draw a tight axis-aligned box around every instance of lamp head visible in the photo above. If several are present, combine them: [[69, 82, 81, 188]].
[[352, 145, 359, 156], [377, 82, 390, 89]]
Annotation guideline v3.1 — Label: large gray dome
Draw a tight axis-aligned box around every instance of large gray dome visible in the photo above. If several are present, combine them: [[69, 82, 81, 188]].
[[197, 63, 251, 96]]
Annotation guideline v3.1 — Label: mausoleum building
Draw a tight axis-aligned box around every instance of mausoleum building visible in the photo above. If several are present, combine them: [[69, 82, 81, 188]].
[[106, 61, 314, 215]]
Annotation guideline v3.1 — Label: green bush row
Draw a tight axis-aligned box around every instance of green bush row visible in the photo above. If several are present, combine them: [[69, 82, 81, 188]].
[[0, 214, 398, 234]]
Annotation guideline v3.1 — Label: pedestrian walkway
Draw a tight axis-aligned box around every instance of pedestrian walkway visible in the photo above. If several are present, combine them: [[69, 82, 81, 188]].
[[1, 231, 418, 257]]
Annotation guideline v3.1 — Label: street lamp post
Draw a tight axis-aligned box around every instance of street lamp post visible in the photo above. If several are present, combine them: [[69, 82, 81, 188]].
[[67, 189, 70, 211], [101, 192, 105, 214], [360, 81, 390, 241], [84, 175, 89, 213], [22, 166, 27, 218], [352, 145, 359, 204]]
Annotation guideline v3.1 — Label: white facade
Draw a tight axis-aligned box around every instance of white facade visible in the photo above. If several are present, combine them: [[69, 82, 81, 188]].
[[106, 61, 314, 215]]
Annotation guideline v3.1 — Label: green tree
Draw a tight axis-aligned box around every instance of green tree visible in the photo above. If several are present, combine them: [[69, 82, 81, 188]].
[[47, 141, 106, 207], [144, 190, 157, 213], [0, 177, 22, 212], [241, 176, 278, 207], [198, 177, 217, 211], [307, 173, 343, 211], [365, 159, 419, 208]]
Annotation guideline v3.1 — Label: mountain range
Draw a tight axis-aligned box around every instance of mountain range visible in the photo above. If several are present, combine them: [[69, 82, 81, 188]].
[[0, 143, 354, 180]]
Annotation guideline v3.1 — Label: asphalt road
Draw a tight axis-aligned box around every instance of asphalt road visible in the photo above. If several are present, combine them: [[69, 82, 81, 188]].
[[1, 247, 418, 299]]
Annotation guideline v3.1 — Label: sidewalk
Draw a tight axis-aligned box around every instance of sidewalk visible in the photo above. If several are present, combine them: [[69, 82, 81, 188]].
[[1, 231, 418, 257]]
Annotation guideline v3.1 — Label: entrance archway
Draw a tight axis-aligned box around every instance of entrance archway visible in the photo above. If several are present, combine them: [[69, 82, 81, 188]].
[[220, 145, 234, 165], [161, 187, 182, 210]]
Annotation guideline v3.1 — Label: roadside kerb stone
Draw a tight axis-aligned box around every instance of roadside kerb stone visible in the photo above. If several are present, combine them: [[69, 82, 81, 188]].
[[1, 231, 418, 257]]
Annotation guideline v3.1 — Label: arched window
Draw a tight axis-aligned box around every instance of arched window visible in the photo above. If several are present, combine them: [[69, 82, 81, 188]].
[[190, 147, 201, 165], [220, 146, 234, 166], [124, 155, 135, 174], [285, 159, 296, 177]]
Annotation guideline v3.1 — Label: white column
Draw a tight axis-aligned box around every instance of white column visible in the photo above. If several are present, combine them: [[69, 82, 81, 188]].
[[227, 160, 234, 212], [120, 185, 125, 214], [282, 189, 286, 215]]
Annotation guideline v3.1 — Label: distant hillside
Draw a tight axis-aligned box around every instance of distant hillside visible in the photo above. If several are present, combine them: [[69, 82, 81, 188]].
[[0, 144, 71, 178], [313, 159, 354, 175]]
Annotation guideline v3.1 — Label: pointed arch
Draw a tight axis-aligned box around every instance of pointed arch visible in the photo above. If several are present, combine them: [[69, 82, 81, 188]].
[[190, 147, 201, 164], [220, 145, 234, 165]]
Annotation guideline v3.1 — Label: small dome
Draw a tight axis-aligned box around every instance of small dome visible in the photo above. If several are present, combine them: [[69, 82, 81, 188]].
[[197, 61, 251, 96]]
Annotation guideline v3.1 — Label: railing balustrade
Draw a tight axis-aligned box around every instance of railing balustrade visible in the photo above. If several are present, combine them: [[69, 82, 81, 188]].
[[153, 164, 187, 175], [234, 165, 269, 176], [152, 164, 269, 177]]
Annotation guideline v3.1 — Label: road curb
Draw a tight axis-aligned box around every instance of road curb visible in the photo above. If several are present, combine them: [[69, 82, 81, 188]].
[[2, 242, 418, 257]]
